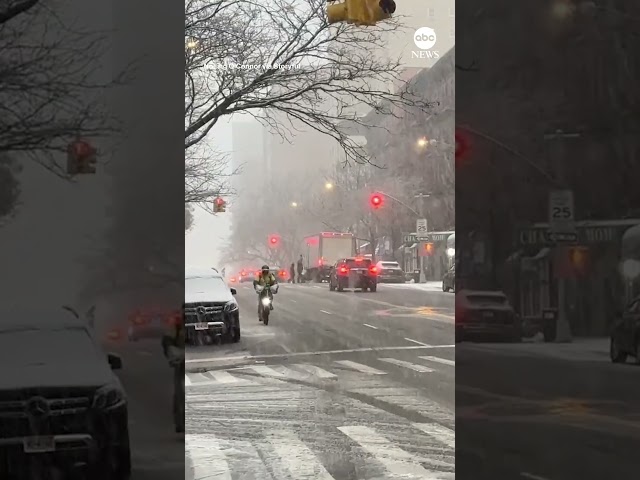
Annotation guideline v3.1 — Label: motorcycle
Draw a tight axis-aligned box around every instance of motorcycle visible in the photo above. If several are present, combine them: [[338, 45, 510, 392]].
[[255, 284, 278, 326]]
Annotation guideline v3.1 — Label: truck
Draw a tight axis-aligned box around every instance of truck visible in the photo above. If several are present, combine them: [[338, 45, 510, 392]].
[[302, 232, 357, 282]]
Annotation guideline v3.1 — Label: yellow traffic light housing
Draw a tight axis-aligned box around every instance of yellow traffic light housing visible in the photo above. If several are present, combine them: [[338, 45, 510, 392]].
[[327, 0, 395, 26], [424, 242, 435, 256]]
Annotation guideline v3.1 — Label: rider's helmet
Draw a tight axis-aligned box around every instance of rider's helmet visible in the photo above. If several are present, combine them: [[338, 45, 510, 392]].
[[261, 265, 270, 276]]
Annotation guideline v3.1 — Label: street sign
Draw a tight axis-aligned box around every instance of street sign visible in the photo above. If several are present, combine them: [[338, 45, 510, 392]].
[[549, 190, 575, 234], [416, 218, 428, 240], [403, 234, 417, 244]]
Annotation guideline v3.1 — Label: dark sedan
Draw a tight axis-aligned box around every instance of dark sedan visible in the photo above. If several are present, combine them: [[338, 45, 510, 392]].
[[455, 289, 522, 342]]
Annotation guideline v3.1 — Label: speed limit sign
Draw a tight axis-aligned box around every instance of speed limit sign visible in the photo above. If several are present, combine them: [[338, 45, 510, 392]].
[[549, 190, 575, 234]]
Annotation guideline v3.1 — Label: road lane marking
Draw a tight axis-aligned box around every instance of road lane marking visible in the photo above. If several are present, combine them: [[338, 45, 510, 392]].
[[320, 309, 332, 315], [521, 473, 551, 480], [186, 345, 455, 364], [419, 356, 455, 367], [405, 337, 431, 346], [184, 375, 192, 386], [246, 365, 287, 377], [363, 323, 378, 329], [267, 430, 335, 479], [335, 360, 387, 375], [338, 426, 446, 479], [412, 423, 455, 448], [186, 434, 232, 480], [293, 363, 337, 379], [378, 358, 434, 373]]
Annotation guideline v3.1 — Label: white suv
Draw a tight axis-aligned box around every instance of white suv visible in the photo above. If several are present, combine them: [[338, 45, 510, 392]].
[[184, 268, 240, 346]]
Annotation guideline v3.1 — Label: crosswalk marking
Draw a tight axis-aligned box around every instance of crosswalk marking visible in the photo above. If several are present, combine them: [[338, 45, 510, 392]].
[[266, 430, 336, 479], [379, 358, 434, 373], [338, 426, 447, 479], [412, 423, 455, 449], [419, 356, 455, 367], [207, 370, 244, 384], [246, 365, 287, 377], [334, 360, 387, 375], [185, 375, 192, 386], [186, 434, 232, 480], [293, 363, 337, 379]]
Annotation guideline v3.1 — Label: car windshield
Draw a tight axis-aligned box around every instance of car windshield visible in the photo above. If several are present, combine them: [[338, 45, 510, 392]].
[[381, 262, 400, 268], [467, 294, 508, 306], [0, 328, 100, 366], [185, 276, 226, 293]]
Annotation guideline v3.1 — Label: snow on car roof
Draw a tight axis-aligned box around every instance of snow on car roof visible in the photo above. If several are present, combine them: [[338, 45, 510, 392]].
[[185, 267, 224, 279]]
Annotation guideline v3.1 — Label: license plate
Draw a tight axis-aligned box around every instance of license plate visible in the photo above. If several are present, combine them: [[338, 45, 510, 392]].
[[194, 323, 208, 330], [482, 311, 494, 318], [23, 436, 55, 453]]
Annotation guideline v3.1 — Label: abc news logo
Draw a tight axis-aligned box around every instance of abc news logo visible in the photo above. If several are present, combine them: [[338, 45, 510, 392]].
[[412, 27, 440, 60]]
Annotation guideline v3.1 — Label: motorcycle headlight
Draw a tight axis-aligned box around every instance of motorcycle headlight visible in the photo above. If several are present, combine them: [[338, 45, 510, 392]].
[[224, 299, 238, 312], [93, 385, 125, 409], [261, 297, 271, 306]]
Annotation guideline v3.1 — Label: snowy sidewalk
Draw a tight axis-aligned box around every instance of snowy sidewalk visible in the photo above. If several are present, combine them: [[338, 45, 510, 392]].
[[382, 281, 444, 292], [461, 336, 611, 363]]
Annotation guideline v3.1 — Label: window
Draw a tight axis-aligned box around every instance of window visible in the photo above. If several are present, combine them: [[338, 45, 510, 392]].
[[185, 276, 227, 295], [467, 294, 509, 307], [346, 258, 372, 268]]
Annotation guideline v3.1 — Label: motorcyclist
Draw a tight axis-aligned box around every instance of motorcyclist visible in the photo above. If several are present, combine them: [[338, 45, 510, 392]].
[[253, 265, 278, 319], [161, 314, 185, 433]]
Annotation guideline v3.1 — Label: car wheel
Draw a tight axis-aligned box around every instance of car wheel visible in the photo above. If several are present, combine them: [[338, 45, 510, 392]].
[[370, 284, 377, 292], [362, 286, 368, 292], [542, 322, 556, 342], [329, 282, 335, 291], [610, 336, 627, 363], [337, 283, 344, 292], [442, 283, 448, 292]]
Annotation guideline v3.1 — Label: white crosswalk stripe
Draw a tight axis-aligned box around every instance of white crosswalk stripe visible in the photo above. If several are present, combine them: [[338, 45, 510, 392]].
[[266, 429, 336, 479], [334, 360, 387, 375], [379, 357, 435, 372], [419, 356, 455, 367], [185, 424, 455, 480], [186, 354, 455, 387], [338, 425, 450, 479]]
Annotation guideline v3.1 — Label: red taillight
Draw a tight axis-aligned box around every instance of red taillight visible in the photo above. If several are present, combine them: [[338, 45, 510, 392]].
[[339, 265, 349, 275], [241, 271, 246, 276], [355, 256, 363, 262], [230, 277, 237, 283], [256, 271, 261, 277], [279, 270, 286, 277], [369, 266, 378, 275], [107, 329, 122, 341], [133, 316, 146, 326]]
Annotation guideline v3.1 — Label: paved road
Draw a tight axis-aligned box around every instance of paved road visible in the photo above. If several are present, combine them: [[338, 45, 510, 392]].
[[185, 282, 455, 479], [456, 341, 640, 480], [108, 339, 184, 480]]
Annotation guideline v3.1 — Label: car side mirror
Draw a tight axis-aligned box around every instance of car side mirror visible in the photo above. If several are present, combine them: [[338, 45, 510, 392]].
[[230, 287, 237, 295], [107, 353, 123, 370]]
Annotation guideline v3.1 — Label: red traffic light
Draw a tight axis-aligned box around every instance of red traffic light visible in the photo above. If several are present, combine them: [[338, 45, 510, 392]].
[[370, 193, 384, 209], [215, 197, 224, 206], [268, 234, 280, 247]]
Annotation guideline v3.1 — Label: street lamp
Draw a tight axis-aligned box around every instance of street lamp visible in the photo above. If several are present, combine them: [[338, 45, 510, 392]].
[[324, 182, 334, 191], [417, 137, 428, 148], [291, 201, 298, 208]]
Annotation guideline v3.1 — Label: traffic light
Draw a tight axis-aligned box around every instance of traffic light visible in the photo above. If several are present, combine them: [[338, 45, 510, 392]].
[[268, 234, 281, 248], [423, 242, 435, 256], [370, 193, 384, 209], [327, 0, 396, 26], [213, 197, 226, 213], [455, 129, 469, 165], [568, 246, 589, 275], [67, 139, 97, 175]]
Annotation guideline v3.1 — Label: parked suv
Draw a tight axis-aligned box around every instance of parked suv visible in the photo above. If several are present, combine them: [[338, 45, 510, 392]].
[[184, 268, 241, 345], [0, 310, 130, 479], [375, 261, 405, 283], [329, 257, 378, 292]]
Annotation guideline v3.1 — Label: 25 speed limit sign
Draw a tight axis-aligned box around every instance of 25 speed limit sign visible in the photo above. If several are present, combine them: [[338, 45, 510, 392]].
[[548, 190, 574, 233]]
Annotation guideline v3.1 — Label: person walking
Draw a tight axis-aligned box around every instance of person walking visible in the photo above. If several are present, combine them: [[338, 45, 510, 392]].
[[297, 255, 304, 284]]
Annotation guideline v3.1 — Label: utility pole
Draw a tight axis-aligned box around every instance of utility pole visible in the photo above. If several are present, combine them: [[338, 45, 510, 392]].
[[544, 129, 580, 343]]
